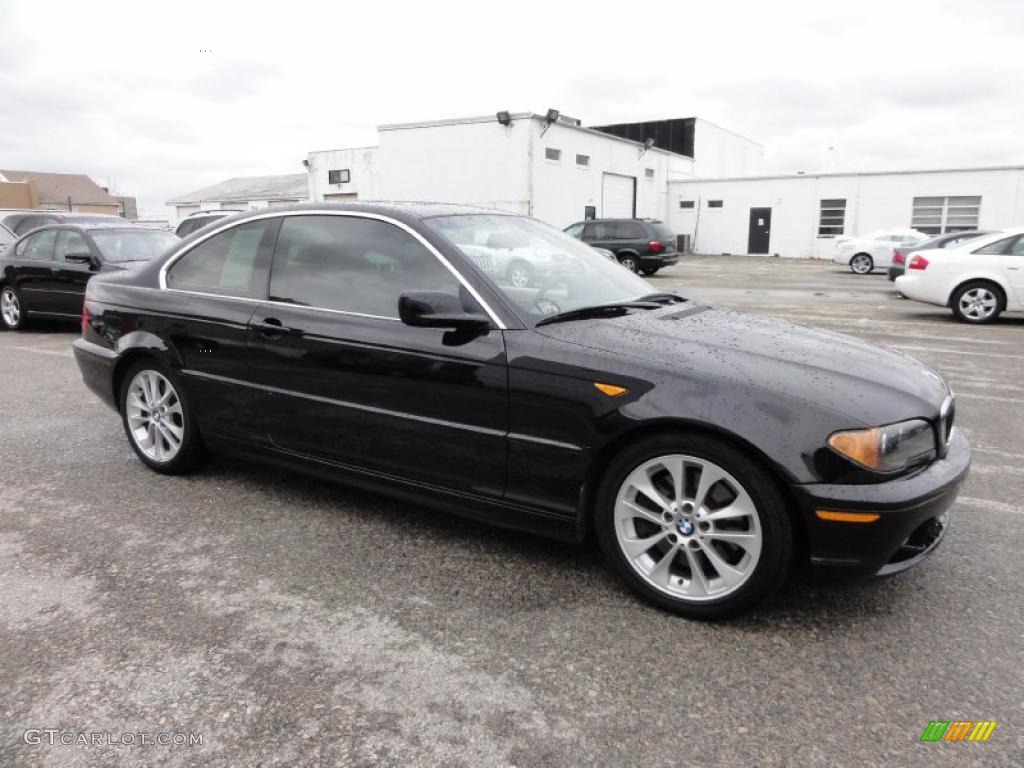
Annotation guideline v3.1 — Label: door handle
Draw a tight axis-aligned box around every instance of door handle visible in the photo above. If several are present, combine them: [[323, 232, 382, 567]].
[[1007, 266, 1021, 270], [50, 267, 61, 274], [251, 318, 293, 338]]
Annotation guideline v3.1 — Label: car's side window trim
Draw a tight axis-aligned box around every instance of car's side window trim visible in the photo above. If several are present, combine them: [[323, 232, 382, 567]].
[[158, 210, 507, 330]]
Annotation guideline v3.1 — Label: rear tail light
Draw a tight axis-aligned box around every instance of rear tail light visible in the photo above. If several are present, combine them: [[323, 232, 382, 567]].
[[647, 240, 663, 254], [909, 255, 929, 270], [893, 250, 905, 265], [81, 302, 90, 332]]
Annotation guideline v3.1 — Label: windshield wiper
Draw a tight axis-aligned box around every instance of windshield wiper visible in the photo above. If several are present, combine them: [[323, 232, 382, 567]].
[[535, 301, 662, 326], [635, 292, 687, 305]]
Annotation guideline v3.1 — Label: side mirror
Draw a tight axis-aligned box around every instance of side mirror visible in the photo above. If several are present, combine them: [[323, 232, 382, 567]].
[[398, 291, 490, 329], [66, 251, 97, 268]]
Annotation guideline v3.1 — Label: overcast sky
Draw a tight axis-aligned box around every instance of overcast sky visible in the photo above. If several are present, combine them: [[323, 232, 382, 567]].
[[2, 0, 1022, 217]]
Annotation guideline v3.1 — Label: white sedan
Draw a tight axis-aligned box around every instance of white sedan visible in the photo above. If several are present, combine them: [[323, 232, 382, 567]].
[[832, 229, 928, 274], [895, 227, 1024, 323]]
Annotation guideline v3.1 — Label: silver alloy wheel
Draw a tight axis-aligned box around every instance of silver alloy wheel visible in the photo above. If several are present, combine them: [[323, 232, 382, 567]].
[[125, 370, 185, 463], [959, 287, 998, 320], [1, 288, 20, 327], [620, 256, 639, 273], [614, 453, 762, 602], [509, 265, 531, 288], [850, 254, 872, 274]]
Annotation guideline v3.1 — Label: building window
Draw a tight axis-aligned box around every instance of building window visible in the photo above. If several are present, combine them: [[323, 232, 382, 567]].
[[645, 168, 655, 179], [818, 199, 847, 237], [679, 200, 695, 210], [584, 205, 596, 220], [576, 154, 590, 167], [545, 147, 561, 162], [328, 169, 351, 184], [708, 200, 724, 209], [911, 196, 981, 234]]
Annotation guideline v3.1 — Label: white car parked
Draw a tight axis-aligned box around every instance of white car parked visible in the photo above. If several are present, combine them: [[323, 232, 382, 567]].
[[833, 229, 928, 274], [894, 227, 1024, 323]]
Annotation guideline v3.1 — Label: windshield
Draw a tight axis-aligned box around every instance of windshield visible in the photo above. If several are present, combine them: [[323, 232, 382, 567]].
[[426, 214, 653, 321], [90, 229, 179, 263]]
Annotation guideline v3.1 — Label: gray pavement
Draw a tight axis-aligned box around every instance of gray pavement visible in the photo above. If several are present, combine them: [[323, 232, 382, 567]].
[[1, 255, 1022, 767]]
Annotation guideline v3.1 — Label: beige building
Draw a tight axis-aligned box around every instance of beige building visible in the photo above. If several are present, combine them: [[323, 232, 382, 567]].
[[0, 170, 123, 216]]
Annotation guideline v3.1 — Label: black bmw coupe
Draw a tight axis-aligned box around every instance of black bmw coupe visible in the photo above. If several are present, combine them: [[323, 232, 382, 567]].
[[72, 203, 970, 619]]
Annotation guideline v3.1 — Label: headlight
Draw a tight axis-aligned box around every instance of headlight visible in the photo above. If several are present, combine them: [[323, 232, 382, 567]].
[[828, 419, 936, 473]]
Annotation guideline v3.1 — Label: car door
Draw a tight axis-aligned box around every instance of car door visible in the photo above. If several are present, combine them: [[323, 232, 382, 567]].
[[162, 216, 280, 440], [245, 212, 509, 497], [999, 235, 1024, 307], [51, 229, 98, 315], [11, 229, 60, 313]]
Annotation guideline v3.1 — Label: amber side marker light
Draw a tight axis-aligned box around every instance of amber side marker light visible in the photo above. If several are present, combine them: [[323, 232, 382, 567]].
[[594, 382, 628, 397], [815, 509, 880, 524]]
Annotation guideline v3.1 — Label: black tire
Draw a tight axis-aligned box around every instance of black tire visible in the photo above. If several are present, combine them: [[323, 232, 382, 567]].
[[595, 431, 793, 620], [0, 285, 26, 330], [849, 253, 873, 274], [506, 260, 534, 288], [619, 254, 640, 273], [950, 281, 1005, 324], [119, 358, 207, 475], [641, 267, 659, 276]]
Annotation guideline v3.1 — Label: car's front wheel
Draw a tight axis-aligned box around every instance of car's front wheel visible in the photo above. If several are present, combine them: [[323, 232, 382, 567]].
[[595, 432, 793, 619], [120, 360, 206, 474], [849, 253, 873, 274], [1, 285, 25, 330], [951, 281, 1004, 324]]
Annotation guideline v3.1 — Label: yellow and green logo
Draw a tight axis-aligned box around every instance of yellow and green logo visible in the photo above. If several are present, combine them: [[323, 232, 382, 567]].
[[920, 720, 997, 742]]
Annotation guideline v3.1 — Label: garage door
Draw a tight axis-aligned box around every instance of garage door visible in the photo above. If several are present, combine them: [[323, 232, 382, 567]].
[[602, 173, 635, 218]]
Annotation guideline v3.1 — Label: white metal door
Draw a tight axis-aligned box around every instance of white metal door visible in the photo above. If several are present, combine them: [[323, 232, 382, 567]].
[[602, 173, 635, 218]]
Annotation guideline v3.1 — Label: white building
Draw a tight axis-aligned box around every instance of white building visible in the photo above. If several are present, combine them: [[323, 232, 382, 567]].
[[668, 166, 1024, 259], [166, 174, 309, 225], [307, 113, 763, 229]]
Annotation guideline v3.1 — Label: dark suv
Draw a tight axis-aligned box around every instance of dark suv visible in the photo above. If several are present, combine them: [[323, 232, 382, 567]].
[[564, 218, 679, 275]]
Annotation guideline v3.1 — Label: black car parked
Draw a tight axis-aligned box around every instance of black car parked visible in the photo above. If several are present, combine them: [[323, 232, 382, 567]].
[[889, 230, 993, 280], [564, 218, 679, 275], [73, 203, 969, 619], [0, 224, 178, 330], [0, 209, 124, 237]]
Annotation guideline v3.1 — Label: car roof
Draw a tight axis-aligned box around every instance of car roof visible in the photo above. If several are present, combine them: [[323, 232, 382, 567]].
[[183, 209, 242, 218], [194, 201, 513, 223]]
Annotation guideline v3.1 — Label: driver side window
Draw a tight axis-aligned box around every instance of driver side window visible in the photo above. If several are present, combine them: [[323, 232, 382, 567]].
[[55, 231, 90, 262], [269, 215, 463, 318]]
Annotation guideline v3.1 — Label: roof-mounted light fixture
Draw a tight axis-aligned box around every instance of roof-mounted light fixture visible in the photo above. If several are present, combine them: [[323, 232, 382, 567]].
[[496, 110, 512, 127], [540, 108, 560, 137], [639, 137, 655, 157]]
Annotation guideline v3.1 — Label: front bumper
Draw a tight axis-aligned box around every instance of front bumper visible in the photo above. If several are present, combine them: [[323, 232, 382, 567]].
[[790, 429, 971, 580], [73, 337, 120, 411]]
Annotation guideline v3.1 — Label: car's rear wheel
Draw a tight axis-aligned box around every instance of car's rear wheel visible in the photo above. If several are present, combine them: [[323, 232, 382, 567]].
[[507, 261, 533, 288], [850, 254, 873, 274], [1, 286, 25, 330], [619, 254, 639, 273], [641, 267, 659, 276], [951, 281, 1004, 324], [595, 432, 792, 619], [120, 360, 206, 474]]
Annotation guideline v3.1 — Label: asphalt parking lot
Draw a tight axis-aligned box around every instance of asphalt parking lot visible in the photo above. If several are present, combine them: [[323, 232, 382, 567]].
[[1, 255, 1022, 767]]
